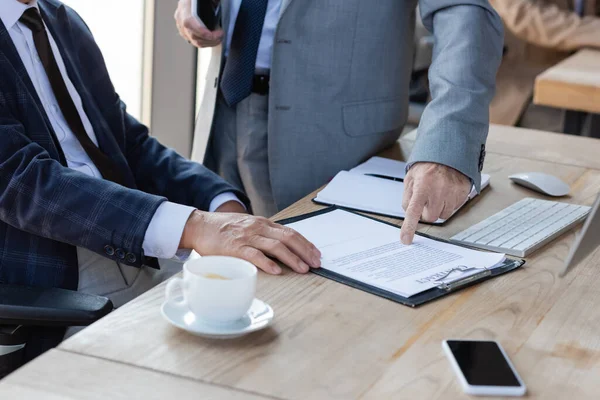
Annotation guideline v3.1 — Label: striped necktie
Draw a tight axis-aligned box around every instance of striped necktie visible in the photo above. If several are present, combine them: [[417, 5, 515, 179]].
[[220, 0, 269, 107]]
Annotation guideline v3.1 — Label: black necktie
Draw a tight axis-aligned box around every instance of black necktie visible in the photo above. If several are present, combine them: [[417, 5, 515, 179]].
[[220, 0, 269, 106], [19, 8, 126, 186]]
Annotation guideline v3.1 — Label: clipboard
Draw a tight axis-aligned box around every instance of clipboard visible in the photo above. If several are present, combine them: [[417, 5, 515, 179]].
[[277, 207, 525, 307]]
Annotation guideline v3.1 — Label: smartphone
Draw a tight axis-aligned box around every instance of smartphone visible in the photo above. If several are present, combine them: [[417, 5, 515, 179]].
[[191, 0, 221, 31], [443, 340, 526, 396]]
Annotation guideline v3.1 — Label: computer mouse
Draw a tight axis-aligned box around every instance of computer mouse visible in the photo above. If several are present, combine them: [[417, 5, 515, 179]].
[[508, 172, 570, 197]]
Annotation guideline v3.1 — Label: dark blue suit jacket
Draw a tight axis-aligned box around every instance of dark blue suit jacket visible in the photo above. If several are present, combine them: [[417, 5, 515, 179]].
[[0, 0, 246, 291]]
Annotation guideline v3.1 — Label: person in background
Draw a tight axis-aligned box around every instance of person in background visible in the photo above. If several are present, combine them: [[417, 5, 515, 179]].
[[491, 0, 600, 52], [489, 0, 600, 131], [175, 0, 504, 245]]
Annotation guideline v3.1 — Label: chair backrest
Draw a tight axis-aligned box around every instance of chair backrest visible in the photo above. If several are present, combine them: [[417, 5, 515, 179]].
[[0, 325, 28, 379]]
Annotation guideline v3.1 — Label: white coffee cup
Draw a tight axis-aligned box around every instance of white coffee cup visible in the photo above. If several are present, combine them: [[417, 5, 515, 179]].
[[165, 256, 257, 324]]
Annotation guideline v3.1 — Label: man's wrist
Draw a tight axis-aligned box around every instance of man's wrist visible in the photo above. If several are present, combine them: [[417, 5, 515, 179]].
[[209, 192, 246, 212], [407, 161, 470, 180], [215, 200, 247, 213], [143, 202, 196, 259], [180, 210, 205, 250]]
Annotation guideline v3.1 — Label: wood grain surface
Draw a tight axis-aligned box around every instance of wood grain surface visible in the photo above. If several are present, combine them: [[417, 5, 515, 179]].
[[54, 125, 600, 399], [0, 349, 271, 400], [534, 49, 600, 114]]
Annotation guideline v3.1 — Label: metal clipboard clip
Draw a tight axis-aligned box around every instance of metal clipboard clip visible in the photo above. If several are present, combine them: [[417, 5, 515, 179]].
[[434, 266, 491, 291]]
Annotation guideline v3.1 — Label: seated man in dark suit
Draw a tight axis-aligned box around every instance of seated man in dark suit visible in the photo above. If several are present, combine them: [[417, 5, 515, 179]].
[[0, 0, 321, 334]]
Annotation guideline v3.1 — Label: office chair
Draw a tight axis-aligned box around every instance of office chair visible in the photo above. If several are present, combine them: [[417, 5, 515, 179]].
[[0, 284, 113, 379]]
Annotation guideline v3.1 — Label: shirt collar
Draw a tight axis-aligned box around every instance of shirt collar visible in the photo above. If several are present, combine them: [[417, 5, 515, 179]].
[[0, 0, 40, 31]]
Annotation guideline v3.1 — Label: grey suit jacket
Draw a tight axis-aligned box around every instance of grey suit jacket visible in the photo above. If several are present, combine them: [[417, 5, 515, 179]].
[[192, 0, 504, 211]]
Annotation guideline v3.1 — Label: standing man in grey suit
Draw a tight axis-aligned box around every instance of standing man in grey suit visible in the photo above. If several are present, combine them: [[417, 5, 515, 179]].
[[175, 0, 504, 244]]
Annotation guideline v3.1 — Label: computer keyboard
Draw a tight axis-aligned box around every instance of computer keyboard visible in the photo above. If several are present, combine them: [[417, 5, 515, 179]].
[[451, 198, 591, 257]]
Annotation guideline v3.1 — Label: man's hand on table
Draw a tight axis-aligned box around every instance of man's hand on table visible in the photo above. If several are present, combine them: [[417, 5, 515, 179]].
[[180, 210, 321, 275], [400, 162, 471, 245]]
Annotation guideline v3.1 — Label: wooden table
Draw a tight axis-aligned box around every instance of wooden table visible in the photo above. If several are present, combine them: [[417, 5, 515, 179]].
[[534, 49, 600, 135], [0, 349, 269, 399], [2, 124, 600, 399]]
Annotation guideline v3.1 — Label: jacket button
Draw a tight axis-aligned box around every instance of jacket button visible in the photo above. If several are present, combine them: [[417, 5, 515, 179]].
[[104, 245, 115, 256], [125, 253, 137, 264], [115, 248, 125, 260]]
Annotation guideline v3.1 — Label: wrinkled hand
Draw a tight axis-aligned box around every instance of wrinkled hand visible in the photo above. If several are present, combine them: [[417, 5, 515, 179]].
[[400, 162, 471, 244], [174, 0, 224, 48], [180, 211, 322, 275]]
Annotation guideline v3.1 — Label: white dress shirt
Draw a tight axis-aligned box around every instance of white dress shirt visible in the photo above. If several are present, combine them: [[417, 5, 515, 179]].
[[1, 0, 243, 259], [225, 0, 282, 69]]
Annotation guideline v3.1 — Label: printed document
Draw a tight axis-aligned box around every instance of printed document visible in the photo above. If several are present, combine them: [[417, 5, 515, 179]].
[[287, 209, 505, 297]]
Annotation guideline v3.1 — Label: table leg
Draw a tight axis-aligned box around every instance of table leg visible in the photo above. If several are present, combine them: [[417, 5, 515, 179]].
[[563, 110, 587, 135], [589, 114, 600, 139]]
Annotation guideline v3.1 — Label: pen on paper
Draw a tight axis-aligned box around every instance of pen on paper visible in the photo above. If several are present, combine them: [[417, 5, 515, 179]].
[[364, 173, 404, 182]]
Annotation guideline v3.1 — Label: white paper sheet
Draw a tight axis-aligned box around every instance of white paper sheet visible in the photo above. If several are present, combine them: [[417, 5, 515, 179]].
[[349, 156, 407, 180], [287, 209, 505, 297], [315, 157, 490, 223]]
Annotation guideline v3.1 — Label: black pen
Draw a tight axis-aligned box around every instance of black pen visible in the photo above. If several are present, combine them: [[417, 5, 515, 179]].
[[364, 173, 404, 182]]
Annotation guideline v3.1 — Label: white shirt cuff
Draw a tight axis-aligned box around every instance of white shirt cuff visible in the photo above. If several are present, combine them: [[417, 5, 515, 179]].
[[209, 192, 246, 212], [142, 202, 196, 260]]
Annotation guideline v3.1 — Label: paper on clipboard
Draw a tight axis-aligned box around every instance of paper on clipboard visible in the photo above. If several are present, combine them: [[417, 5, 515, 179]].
[[286, 209, 505, 298]]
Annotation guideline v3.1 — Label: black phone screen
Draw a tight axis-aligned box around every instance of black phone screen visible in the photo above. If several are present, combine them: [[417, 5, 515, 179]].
[[447, 340, 521, 387], [196, 0, 221, 31]]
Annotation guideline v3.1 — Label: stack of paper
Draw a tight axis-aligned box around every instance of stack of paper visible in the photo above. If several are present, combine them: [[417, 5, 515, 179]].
[[314, 157, 491, 224]]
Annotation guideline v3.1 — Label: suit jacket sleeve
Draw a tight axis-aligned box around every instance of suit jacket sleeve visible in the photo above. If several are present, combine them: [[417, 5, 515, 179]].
[[121, 107, 249, 211], [64, 8, 249, 211], [410, 0, 504, 191], [0, 107, 165, 268], [489, 0, 600, 51]]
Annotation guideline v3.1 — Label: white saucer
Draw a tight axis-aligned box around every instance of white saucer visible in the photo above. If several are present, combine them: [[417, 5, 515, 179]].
[[161, 297, 274, 339]]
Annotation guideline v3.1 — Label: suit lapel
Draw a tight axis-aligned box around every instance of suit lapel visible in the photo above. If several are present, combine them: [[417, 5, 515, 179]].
[[0, 13, 66, 163], [280, 0, 295, 17], [39, 0, 90, 110], [38, 1, 125, 162], [39, 1, 78, 80], [0, 17, 47, 116]]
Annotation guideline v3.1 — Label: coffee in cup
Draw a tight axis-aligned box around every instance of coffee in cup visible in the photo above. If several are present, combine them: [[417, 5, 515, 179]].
[[165, 256, 257, 324]]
